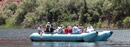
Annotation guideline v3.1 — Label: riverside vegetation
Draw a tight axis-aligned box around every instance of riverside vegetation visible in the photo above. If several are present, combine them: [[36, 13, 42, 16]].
[[0, 0, 130, 29]]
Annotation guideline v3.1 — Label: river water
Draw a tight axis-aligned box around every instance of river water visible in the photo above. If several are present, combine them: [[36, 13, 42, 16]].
[[0, 29, 129, 47]]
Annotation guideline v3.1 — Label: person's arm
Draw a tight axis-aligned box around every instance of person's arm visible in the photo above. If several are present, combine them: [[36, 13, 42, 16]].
[[83, 29, 86, 33], [91, 26, 94, 30], [45, 24, 47, 27], [72, 27, 74, 33], [63, 29, 65, 33], [49, 28, 51, 32], [77, 27, 79, 32], [41, 27, 44, 33], [37, 27, 40, 30], [87, 27, 89, 30], [44, 28, 46, 32]]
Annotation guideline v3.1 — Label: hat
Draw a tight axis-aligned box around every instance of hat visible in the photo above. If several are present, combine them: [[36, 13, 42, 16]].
[[47, 22, 50, 24]]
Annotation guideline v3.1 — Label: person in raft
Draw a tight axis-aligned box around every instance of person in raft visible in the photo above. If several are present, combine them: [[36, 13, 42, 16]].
[[67, 24, 72, 28], [67, 24, 72, 33], [44, 25, 50, 33], [37, 25, 44, 38], [63, 26, 68, 33], [83, 26, 87, 33], [78, 24, 84, 33], [46, 22, 51, 28], [87, 24, 94, 32], [57, 25, 63, 33], [68, 27, 72, 33], [50, 24, 55, 33], [72, 24, 79, 33]]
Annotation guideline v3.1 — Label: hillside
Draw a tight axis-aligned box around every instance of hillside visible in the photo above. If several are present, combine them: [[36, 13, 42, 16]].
[[0, 0, 22, 10], [0, 0, 130, 29]]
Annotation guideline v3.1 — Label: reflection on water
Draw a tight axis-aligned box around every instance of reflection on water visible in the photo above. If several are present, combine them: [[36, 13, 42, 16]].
[[0, 29, 129, 47], [30, 29, 130, 47], [31, 41, 129, 47], [32, 42, 96, 47]]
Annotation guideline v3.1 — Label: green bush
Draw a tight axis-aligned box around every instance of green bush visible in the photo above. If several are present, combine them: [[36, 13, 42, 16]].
[[12, 9, 25, 25], [0, 0, 129, 29], [0, 18, 21, 28], [94, 21, 101, 28], [0, 11, 7, 25], [22, 13, 38, 28], [122, 16, 130, 28], [3, 2, 17, 13]]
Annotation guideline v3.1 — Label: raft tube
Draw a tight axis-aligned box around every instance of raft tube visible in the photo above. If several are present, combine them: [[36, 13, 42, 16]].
[[102, 31, 113, 41], [95, 31, 113, 41], [30, 32, 98, 42]]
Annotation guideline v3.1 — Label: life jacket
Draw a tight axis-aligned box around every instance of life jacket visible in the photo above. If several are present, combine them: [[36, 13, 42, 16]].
[[50, 27, 54, 32], [45, 27, 50, 32], [72, 27, 79, 33], [68, 28, 72, 33], [64, 28, 68, 33]]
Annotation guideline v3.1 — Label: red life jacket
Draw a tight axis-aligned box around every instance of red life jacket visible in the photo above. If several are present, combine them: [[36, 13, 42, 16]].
[[64, 28, 68, 33], [68, 28, 72, 33]]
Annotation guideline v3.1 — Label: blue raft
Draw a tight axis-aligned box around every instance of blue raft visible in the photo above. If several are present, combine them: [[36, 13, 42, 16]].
[[30, 32, 98, 42], [95, 31, 113, 41], [30, 31, 113, 42]]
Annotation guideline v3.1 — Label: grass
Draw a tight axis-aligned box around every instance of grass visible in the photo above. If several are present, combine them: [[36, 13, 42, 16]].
[[0, 24, 22, 29], [0, 18, 22, 29]]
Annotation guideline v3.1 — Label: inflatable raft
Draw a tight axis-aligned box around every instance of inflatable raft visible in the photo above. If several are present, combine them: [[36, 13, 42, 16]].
[[95, 31, 113, 41], [30, 31, 113, 42], [30, 32, 98, 42]]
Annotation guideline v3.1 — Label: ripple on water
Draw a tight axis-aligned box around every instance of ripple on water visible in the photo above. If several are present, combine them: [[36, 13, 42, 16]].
[[0, 29, 130, 47]]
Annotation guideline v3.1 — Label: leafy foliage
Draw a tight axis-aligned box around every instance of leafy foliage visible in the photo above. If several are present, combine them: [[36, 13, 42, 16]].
[[0, 0, 130, 28]]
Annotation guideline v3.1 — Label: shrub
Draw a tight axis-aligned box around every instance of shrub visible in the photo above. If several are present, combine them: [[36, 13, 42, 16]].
[[122, 16, 130, 28]]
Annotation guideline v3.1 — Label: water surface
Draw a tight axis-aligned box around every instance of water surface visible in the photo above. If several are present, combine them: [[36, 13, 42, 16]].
[[0, 29, 129, 47]]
